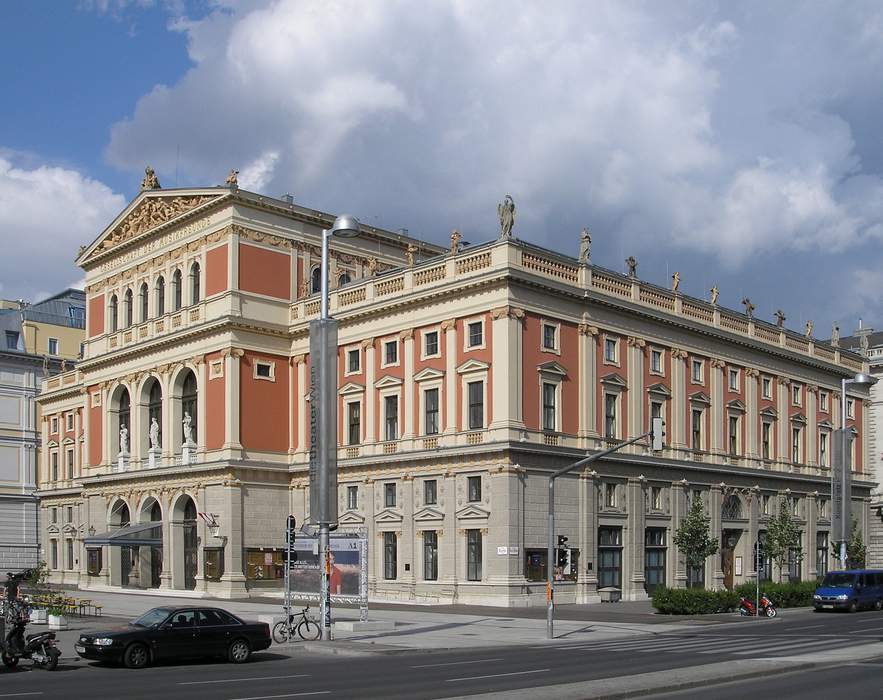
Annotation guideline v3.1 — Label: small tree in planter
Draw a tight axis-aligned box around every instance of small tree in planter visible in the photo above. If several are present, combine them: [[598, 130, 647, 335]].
[[674, 496, 719, 589], [765, 498, 803, 583], [46, 604, 67, 631], [25, 562, 50, 624]]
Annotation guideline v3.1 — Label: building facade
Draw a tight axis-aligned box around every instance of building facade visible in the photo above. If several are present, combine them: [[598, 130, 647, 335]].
[[36, 181, 874, 604]]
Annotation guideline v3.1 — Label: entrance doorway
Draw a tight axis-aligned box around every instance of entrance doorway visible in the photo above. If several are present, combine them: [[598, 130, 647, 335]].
[[721, 529, 741, 589], [182, 497, 197, 590]]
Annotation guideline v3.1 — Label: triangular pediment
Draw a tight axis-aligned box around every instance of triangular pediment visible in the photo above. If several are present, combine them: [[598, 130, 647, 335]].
[[339, 510, 366, 525], [375, 508, 403, 523], [538, 361, 568, 377], [455, 504, 491, 520], [78, 189, 229, 266], [647, 382, 671, 397], [46, 524, 60, 535], [375, 375, 404, 389], [760, 406, 778, 419], [414, 506, 445, 522], [791, 412, 807, 424], [62, 523, 78, 534], [689, 391, 711, 405], [339, 382, 365, 395], [457, 359, 490, 374], [818, 419, 833, 429], [727, 398, 746, 411], [414, 367, 445, 382], [600, 373, 628, 388]]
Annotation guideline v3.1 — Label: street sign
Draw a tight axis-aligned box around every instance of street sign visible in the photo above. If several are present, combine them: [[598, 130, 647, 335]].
[[309, 319, 339, 525], [832, 430, 852, 544]]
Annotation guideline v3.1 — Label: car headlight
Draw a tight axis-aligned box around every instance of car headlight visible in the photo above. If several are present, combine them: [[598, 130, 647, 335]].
[[813, 595, 821, 600], [93, 638, 115, 646], [836, 594, 849, 600]]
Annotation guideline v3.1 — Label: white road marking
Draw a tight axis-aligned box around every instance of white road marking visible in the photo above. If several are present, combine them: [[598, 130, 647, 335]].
[[411, 657, 503, 668], [229, 693, 330, 700], [730, 639, 839, 655], [446, 668, 550, 683], [0, 694, 44, 698], [180, 674, 311, 685]]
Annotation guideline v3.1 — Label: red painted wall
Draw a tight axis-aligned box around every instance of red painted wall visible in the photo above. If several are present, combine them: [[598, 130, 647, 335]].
[[240, 351, 289, 452], [88, 294, 104, 337], [205, 244, 228, 297], [238, 242, 291, 299], [456, 315, 493, 430], [596, 333, 628, 437], [521, 314, 577, 434], [88, 387, 102, 467], [205, 351, 225, 450]]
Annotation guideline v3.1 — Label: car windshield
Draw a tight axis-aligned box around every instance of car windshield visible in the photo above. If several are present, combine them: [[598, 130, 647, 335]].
[[821, 573, 856, 588], [132, 607, 173, 627]]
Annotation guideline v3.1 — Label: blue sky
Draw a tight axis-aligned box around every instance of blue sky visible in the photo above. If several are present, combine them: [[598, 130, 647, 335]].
[[2, 0, 883, 342]]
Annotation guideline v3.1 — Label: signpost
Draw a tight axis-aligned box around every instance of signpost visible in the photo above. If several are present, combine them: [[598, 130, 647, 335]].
[[832, 430, 852, 569], [283, 515, 297, 637]]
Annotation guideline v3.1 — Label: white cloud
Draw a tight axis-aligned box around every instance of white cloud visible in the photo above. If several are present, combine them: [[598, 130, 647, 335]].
[[0, 155, 125, 301], [238, 150, 279, 191]]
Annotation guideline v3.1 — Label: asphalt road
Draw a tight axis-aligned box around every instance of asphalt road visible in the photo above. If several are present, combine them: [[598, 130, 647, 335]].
[[1, 607, 881, 699]]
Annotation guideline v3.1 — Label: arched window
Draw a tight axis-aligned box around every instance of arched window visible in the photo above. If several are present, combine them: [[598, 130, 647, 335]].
[[722, 494, 742, 520], [150, 501, 161, 521], [124, 289, 133, 327], [109, 295, 118, 332], [155, 276, 165, 316], [181, 370, 197, 444], [148, 379, 162, 449], [172, 270, 182, 311], [338, 272, 352, 287], [189, 262, 200, 305], [139, 283, 149, 322], [110, 500, 130, 528], [310, 266, 321, 294], [119, 389, 130, 435]]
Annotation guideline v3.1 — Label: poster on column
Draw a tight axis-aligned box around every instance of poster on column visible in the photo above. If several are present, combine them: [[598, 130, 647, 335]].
[[289, 530, 367, 604]]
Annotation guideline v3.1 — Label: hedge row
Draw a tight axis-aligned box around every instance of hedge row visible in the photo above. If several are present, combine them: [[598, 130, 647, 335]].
[[733, 580, 817, 608], [651, 587, 740, 615]]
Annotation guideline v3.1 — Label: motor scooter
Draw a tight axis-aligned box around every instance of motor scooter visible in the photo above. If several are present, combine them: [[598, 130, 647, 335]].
[[739, 593, 777, 617], [1, 571, 61, 671]]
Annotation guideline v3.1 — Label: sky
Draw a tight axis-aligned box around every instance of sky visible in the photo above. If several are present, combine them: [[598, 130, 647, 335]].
[[2, 0, 883, 340]]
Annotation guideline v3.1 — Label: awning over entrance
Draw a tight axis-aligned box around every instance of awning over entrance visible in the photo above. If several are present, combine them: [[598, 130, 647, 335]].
[[84, 522, 162, 547]]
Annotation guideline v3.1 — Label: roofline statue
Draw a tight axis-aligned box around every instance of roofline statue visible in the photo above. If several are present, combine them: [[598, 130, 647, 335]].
[[498, 195, 515, 239]]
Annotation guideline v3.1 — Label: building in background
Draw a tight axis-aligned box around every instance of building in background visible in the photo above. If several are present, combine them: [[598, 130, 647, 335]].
[[36, 179, 873, 604]]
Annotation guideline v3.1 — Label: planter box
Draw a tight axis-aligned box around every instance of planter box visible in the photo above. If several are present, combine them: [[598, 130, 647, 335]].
[[48, 614, 68, 630], [599, 587, 622, 603], [30, 609, 48, 625]]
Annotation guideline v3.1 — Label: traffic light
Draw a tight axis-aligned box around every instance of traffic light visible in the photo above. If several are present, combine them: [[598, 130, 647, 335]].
[[651, 417, 665, 451], [753, 540, 764, 565], [557, 535, 568, 547], [557, 548, 568, 567], [286, 515, 297, 544]]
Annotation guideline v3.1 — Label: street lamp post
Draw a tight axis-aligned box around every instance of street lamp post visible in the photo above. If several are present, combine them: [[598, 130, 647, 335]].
[[316, 214, 360, 642], [836, 372, 876, 570]]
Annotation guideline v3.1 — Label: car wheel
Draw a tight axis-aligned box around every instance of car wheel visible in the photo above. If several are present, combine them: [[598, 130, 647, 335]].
[[228, 639, 251, 664], [2, 653, 19, 668], [123, 643, 150, 669], [874, 599, 882, 612], [848, 600, 858, 613]]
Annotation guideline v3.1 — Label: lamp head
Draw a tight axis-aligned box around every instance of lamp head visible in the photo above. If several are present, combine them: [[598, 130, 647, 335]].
[[851, 372, 877, 386], [330, 214, 361, 238]]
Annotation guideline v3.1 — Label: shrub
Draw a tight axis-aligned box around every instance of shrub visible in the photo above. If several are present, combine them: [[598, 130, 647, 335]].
[[734, 580, 817, 608], [651, 586, 740, 615]]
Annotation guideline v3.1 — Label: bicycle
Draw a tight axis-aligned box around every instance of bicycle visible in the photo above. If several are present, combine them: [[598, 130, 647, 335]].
[[272, 606, 320, 643]]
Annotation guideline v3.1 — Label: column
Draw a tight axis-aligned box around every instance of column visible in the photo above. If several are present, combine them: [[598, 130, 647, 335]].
[[364, 479, 376, 590], [401, 330, 415, 440], [229, 229, 241, 315], [441, 470, 458, 589], [101, 383, 110, 467], [196, 357, 207, 458], [160, 370, 174, 465], [577, 469, 600, 602], [626, 477, 647, 600], [806, 386, 818, 467], [777, 378, 790, 465], [222, 349, 243, 450], [288, 357, 297, 454], [221, 478, 248, 595], [442, 319, 457, 435], [805, 491, 817, 581], [710, 485, 724, 590], [487, 465, 525, 595], [159, 493, 173, 589], [626, 338, 645, 440], [401, 475, 415, 591], [578, 323, 599, 445], [747, 488, 759, 578], [363, 340, 376, 443], [710, 359, 725, 456], [745, 369, 760, 460], [489, 307, 525, 433], [295, 356, 307, 453], [670, 349, 687, 450]]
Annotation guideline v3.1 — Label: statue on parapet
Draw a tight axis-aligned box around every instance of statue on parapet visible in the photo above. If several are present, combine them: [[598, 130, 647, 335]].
[[671, 271, 680, 292], [805, 319, 814, 338], [831, 323, 840, 347], [225, 169, 239, 188], [498, 195, 515, 238], [579, 228, 591, 264], [710, 285, 719, 305], [625, 256, 637, 278], [741, 297, 755, 318], [774, 309, 786, 328], [141, 166, 161, 190], [451, 230, 462, 255]]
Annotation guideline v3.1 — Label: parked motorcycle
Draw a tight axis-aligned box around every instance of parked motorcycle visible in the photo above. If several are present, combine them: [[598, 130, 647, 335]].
[[739, 593, 777, 618], [1, 571, 61, 671]]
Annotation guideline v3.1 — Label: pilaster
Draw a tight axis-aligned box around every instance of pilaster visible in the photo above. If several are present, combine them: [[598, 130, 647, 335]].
[[578, 323, 599, 444], [489, 306, 525, 432], [627, 337, 645, 440], [222, 348, 243, 450], [626, 477, 647, 600], [401, 329, 415, 439], [577, 469, 600, 601], [363, 340, 376, 444], [670, 349, 688, 449], [442, 319, 457, 435], [745, 368, 760, 459], [710, 359, 725, 456], [710, 484, 724, 589]]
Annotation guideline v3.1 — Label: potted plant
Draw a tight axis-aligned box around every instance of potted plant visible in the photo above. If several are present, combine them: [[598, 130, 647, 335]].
[[47, 604, 67, 630], [25, 562, 50, 624]]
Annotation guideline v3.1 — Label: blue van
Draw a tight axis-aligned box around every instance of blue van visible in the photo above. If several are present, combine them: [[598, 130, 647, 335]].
[[813, 570, 883, 612]]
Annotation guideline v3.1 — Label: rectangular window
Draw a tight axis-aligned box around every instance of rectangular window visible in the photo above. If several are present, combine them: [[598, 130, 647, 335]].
[[792, 426, 801, 463], [762, 377, 772, 399], [605, 483, 617, 508], [66, 539, 74, 570], [384, 482, 396, 508], [204, 548, 224, 582], [424, 330, 439, 357], [467, 475, 481, 502], [87, 548, 102, 576], [347, 485, 358, 510], [383, 532, 397, 580], [255, 361, 273, 379], [245, 549, 284, 580], [762, 494, 770, 516], [650, 349, 663, 374], [4, 330, 18, 349], [847, 399, 855, 419], [50, 540, 58, 570], [50, 417, 58, 434], [51, 451, 58, 481], [66, 413, 74, 431], [820, 391, 829, 411], [728, 416, 739, 456], [818, 498, 828, 519], [347, 349, 360, 373], [604, 338, 617, 363], [691, 409, 703, 450], [542, 382, 557, 431], [691, 359, 703, 383], [791, 497, 799, 516], [598, 527, 622, 588], [542, 323, 557, 350], [424, 479, 437, 505], [651, 486, 662, 511], [604, 394, 617, 439], [384, 340, 398, 366], [644, 528, 666, 594], [816, 532, 829, 578], [423, 531, 438, 581], [467, 381, 484, 430], [466, 529, 482, 581], [467, 321, 483, 348], [66, 506, 72, 523], [347, 401, 361, 445], [48, 337, 59, 355], [384, 395, 399, 441], [51, 507, 57, 524], [728, 368, 739, 391], [762, 422, 772, 460], [65, 449, 74, 479], [424, 388, 440, 435], [819, 432, 829, 467], [792, 385, 801, 406]]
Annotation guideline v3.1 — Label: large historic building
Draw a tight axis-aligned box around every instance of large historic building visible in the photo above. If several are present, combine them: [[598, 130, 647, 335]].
[[35, 175, 875, 604]]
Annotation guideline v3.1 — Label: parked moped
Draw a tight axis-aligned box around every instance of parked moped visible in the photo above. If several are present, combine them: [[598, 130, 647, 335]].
[[1, 571, 61, 671], [739, 593, 777, 618]]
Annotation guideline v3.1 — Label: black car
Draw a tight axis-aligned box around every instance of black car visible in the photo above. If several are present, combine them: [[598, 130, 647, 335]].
[[75, 606, 271, 668]]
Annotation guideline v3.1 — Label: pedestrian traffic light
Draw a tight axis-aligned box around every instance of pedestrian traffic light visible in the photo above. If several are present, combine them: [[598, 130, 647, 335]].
[[557, 535, 568, 547], [651, 417, 665, 451]]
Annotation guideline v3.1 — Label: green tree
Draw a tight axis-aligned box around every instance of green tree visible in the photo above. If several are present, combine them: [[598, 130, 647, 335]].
[[831, 519, 866, 569], [674, 496, 719, 588], [765, 498, 803, 582]]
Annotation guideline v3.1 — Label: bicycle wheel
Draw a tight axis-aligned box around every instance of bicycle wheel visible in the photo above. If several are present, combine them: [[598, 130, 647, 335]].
[[297, 618, 320, 641], [272, 621, 291, 644]]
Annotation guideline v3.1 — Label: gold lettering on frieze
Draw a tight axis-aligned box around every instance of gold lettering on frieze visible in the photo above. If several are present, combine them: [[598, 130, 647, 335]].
[[94, 217, 216, 273]]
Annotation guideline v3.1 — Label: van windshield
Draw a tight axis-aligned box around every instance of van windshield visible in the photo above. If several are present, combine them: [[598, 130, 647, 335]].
[[821, 573, 856, 588]]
